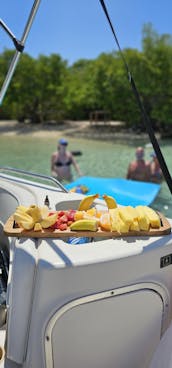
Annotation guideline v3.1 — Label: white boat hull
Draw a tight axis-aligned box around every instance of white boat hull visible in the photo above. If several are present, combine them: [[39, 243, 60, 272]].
[[0, 172, 171, 368]]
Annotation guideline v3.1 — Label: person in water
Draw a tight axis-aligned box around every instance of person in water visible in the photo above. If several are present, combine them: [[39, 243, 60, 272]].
[[149, 152, 163, 183], [126, 146, 151, 182], [51, 138, 82, 182]]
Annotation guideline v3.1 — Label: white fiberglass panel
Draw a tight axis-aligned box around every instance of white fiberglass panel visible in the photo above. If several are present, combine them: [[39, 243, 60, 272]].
[[47, 289, 163, 368], [6, 238, 37, 364]]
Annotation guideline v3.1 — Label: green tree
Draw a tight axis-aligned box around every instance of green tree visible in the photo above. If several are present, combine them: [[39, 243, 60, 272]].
[[64, 59, 97, 119], [142, 23, 172, 133], [0, 49, 16, 118], [34, 54, 68, 123], [0, 23, 171, 133]]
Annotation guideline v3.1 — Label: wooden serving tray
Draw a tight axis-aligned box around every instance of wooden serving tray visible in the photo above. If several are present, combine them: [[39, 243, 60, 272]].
[[3, 212, 171, 238]]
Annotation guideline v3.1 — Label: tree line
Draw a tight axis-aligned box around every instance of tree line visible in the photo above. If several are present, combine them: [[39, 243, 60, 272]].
[[0, 24, 172, 134]]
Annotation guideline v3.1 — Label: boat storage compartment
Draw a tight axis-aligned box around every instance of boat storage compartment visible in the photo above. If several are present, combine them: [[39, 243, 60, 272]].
[[5, 231, 172, 368], [45, 285, 164, 368], [0, 176, 171, 368]]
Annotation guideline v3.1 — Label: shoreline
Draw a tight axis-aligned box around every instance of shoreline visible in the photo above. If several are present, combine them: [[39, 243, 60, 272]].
[[0, 119, 161, 141]]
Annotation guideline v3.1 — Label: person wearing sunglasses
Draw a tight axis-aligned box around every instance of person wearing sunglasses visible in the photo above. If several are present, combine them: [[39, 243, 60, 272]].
[[51, 138, 82, 182]]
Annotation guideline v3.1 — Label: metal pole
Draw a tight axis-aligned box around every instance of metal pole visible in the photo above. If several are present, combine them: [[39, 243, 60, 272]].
[[0, 0, 41, 105]]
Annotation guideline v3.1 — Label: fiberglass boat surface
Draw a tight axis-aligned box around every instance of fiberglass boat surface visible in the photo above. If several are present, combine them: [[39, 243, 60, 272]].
[[0, 0, 172, 366], [0, 169, 171, 367]]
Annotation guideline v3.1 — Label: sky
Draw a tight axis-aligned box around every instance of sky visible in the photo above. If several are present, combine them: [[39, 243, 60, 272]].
[[0, 0, 172, 65]]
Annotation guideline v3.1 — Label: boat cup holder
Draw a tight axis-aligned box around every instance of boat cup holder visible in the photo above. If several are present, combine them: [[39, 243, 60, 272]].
[[55, 200, 81, 211]]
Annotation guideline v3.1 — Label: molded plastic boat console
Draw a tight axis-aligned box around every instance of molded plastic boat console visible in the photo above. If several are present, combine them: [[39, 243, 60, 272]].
[[0, 170, 171, 368]]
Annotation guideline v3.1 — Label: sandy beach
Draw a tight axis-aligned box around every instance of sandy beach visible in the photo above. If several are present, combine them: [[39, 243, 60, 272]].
[[0, 119, 155, 141], [0, 120, 89, 138]]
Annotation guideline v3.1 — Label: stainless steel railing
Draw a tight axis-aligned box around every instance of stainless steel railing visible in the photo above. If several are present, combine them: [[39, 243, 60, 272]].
[[0, 166, 68, 193]]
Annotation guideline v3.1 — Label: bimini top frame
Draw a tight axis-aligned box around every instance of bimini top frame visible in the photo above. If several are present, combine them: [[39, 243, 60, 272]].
[[0, 0, 41, 105]]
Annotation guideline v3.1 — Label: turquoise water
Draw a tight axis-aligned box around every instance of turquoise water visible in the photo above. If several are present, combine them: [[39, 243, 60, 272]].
[[0, 134, 171, 217]]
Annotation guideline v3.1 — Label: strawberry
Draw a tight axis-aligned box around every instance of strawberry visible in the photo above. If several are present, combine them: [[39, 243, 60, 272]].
[[59, 223, 68, 231], [67, 212, 75, 222], [60, 215, 68, 223], [67, 209, 76, 221], [58, 211, 65, 217], [50, 219, 61, 229]]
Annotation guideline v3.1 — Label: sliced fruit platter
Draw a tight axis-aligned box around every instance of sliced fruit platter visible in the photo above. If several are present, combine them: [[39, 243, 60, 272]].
[[3, 194, 171, 238]]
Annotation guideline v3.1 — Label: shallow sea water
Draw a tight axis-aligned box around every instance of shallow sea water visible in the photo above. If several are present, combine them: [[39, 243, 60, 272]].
[[0, 134, 171, 218]]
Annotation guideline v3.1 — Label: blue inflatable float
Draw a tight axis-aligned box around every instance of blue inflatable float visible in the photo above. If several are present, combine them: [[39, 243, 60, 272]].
[[65, 176, 160, 207]]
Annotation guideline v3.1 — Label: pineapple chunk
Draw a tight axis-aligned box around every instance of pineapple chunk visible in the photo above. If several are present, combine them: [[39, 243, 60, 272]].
[[124, 206, 140, 231], [16, 205, 28, 213], [109, 208, 120, 232], [119, 219, 130, 233], [118, 207, 133, 226], [135, 206, 150, 231], [109, 208, 129, 233], [130, 220, 140, 231], [19, 220, 34, 230], [126, 206, 138, 221], [34, 222, 42, 231], [142, 206, 161, 228]]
